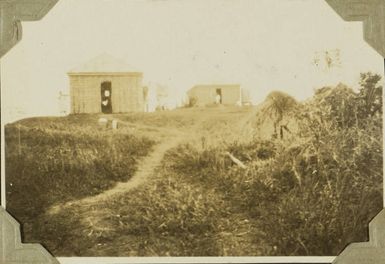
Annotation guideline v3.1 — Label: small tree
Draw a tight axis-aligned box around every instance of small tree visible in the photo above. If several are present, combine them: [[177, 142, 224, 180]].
[[358, 72, 383, 119], [262, 91, 297, 139]]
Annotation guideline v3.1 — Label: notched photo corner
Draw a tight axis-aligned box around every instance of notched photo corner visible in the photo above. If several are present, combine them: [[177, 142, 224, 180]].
[[0, 0, 384, 261]]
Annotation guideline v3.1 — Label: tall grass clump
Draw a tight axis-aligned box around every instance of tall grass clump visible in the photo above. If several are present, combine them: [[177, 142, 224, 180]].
[[259, 75, 383, 255]]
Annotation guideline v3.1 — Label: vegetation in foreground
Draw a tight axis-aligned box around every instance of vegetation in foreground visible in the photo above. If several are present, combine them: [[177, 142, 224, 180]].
[[5, 120, 155, 232], [4, 72, 383, 256], [161, 72, 383, 255]]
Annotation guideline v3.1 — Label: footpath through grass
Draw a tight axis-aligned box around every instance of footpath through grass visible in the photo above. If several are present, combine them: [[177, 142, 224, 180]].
[[5, 106, 259, 256], [5, 115, 155, 244], [29, 145, 268, 256]]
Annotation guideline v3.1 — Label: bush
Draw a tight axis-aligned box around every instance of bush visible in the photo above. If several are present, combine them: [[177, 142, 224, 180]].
[[164, 73, 383, 255], [253, 75, 383, 255]]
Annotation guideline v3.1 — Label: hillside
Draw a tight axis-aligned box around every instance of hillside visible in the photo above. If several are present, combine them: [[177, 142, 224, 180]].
[[4, 77, 383, 256], [5, 116, 155, 224]]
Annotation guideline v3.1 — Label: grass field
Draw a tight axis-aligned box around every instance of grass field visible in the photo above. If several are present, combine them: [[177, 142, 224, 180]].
[[5, 116, 155, 236], [4, 83, 383, 256]]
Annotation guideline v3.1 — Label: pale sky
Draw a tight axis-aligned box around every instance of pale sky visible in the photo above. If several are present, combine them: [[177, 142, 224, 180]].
[[1, 0, 384, 123]]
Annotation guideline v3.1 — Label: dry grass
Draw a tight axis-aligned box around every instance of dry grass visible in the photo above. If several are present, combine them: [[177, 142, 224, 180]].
[[4, 79, 383, 257], [5, 116, 155, 231]]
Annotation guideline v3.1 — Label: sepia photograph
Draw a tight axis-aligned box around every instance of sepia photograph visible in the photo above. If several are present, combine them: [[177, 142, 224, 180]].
[[1, 0, 384, 259]]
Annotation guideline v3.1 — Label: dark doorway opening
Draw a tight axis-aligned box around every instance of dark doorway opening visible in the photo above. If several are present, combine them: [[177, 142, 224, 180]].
[[101, 81, 112, 113], [216, 88, 222, 104]]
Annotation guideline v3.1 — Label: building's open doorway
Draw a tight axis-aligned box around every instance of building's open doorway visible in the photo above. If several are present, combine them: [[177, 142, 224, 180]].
[[216, 88, 222, 104], [101, 81, 112, 113]]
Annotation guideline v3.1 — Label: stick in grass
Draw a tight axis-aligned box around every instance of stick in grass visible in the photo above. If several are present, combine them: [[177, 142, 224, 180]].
[[225, 151, 247, 169]]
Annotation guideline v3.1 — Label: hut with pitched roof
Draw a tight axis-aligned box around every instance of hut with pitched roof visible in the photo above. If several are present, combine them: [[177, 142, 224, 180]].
[[68, 54, 145, 114]]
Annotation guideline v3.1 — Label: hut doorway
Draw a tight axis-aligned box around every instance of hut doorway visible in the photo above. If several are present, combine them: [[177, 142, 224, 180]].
[[216, 88, 222, 104], [101, 81, 112, 113]]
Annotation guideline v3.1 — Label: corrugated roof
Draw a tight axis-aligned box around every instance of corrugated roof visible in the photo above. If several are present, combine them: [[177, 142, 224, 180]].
[[68, 54, 140, 73]]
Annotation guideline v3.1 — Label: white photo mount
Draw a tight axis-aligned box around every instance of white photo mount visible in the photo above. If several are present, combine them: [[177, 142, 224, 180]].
[[0, 0, 384, 263]]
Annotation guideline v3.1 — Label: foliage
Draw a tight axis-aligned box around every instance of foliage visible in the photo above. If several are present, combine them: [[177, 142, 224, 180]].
[[264, 91, 298, 121], [164, 72, 383, 255], [258, 91, 298, 139], [358, 72, 383, 118]]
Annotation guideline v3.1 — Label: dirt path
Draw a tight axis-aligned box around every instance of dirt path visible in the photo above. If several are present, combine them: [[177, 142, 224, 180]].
[[32, 109, 268, 256], [48, 133, 184, 216], [98, 137, 183, 199], [47, 114, 208, 216]]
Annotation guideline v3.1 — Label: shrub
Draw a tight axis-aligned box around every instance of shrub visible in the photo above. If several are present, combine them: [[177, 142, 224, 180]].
[[164, 73, 383, 256]]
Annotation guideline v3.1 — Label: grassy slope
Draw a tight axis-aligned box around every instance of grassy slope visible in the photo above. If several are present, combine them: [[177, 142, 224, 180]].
[[4, 103, 383, 256], [5, 106, 255, 255], [37, 157, 267, 256], [19, 106, 268, 256], [5, 115, 155, 234]]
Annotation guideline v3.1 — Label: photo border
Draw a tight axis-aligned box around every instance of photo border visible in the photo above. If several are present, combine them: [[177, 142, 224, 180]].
[[0, 0, 384, 263]]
